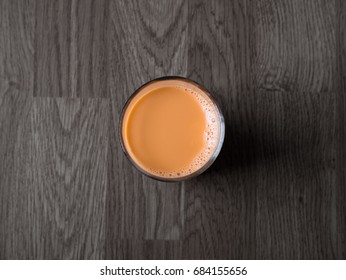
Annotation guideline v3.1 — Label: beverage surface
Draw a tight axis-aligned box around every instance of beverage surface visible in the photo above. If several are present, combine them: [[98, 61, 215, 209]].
[[121, 79, 221, 178]]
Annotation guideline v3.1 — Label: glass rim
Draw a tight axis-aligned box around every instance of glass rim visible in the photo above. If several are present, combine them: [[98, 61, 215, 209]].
[[119, 76, 225, 182]]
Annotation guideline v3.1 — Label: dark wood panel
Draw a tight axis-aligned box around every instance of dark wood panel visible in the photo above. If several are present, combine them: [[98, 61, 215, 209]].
[[255, 90, 337, 259], [106, 240, 182, 260], [28, 98, 109, 259], [34, 0, 72, 97], [106, 0, 187, 255], [183, 0, 257, 259], [107, 0, 188, 93], [254, 0, 339, 259], [0, 0, 344, 260], [254, 0, 336, 93], [336, 0, 346, 259], [34, 0, 109, 97], [1, 98, 109, 259], [0, 0, 34, 96], [0, 0, 35, 259], [74, 0, 109, 97], [0, 94, 32, 259]]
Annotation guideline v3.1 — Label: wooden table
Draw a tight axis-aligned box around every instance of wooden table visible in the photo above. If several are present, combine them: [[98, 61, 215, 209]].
[[0, 0, 345, 259]]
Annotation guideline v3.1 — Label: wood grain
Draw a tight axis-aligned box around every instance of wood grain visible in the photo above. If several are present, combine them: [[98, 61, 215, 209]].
[[34, 0, 72, 97], [0, 0, 345, 260], [0, 95, 32, 259], [74, 0, 109, 97], [106, 0, 187, 256], [183, 0, 257, 259], [254, 90, 337, 259], [254, 0, 336, 93], [254, 0, 339, 259], [0, 0, 34, 97], [1, 98, 109, 259], [34, 0, 109, 97], [106, 240, 182, 260], [0, 0, 34, 259], [28, 98, 108, 259], [336, 0, 346, 259], [107, 0, 187, 93]]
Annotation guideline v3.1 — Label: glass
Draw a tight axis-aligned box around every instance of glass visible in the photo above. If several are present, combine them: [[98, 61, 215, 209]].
[[119, 76, 225, 182]]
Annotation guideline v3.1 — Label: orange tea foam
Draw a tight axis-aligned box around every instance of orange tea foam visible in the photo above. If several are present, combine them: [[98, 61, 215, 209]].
[[121, 79, 221, 178]]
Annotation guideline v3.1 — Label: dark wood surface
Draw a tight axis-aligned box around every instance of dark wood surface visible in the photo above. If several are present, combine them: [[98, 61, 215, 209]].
[[0, 0, 345, 259]]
